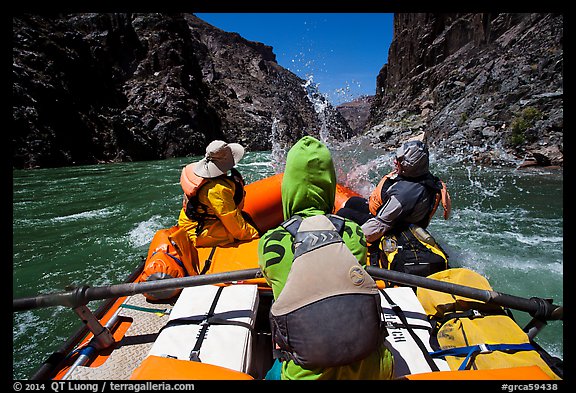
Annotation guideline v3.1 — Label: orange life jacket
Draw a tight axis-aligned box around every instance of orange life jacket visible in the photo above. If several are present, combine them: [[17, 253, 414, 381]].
[[368, 171, 451, 221], [180, 163, 245, 212], [139, 225, 200, 301], [368, 171, 397, 216], [180, 163, 207, 203]]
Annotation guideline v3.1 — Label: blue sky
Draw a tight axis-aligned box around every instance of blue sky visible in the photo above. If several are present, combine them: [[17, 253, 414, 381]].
[[195, 13, 394, 106]]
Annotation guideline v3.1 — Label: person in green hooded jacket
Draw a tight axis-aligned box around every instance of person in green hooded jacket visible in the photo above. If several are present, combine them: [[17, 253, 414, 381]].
[[257, 136, 395, 380]]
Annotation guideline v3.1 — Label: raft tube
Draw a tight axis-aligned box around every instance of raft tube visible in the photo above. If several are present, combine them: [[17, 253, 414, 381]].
[[141, 173, 360, 298]]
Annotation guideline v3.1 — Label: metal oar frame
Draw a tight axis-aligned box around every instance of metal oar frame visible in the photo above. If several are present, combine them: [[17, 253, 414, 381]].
[[13, 266, 562, 354]]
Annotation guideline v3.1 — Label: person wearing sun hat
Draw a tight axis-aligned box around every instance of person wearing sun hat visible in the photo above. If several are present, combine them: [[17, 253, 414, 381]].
[[178, 140, 260, 248]]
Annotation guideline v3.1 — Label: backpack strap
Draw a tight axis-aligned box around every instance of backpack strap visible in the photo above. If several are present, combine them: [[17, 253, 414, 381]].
[[326, 214, 346, 236], [280, 215, 303, 237], [281, 214, 346, 237], [281, 214, 347, 259], [229, 167, 246, 206]]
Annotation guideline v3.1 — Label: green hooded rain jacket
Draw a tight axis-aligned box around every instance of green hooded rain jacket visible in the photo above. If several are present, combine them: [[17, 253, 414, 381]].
[[257, 136, 394, 380]]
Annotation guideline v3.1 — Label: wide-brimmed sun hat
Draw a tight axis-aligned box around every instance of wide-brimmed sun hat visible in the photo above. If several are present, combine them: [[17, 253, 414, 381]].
[[192, 140, 245, 178], [395, 140, 430, 177]]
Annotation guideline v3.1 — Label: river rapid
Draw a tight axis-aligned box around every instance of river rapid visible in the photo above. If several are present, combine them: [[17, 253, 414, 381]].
[[12, 138, 563, 380]]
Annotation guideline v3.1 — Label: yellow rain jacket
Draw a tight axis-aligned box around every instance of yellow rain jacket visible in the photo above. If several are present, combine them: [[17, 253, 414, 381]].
[[178, 176, 259, 247]]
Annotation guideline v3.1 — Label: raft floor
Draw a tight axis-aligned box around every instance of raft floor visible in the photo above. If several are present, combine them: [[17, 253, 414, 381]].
[[65, 290, 273, 380], [67, 294, 173, 380]]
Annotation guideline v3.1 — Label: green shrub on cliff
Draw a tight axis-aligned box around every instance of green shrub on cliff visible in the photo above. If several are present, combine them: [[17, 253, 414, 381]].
[[509, 106, 542, 146]]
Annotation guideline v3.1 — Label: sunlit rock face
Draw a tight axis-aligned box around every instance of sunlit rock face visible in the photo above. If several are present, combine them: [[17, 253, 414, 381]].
[[12, 13, 351, 169], [367, 13, 563, 167], [336, 95, 374, 136]]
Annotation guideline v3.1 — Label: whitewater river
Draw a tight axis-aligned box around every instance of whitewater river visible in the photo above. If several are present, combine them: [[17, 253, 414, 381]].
[[12, 139, 563, 380]]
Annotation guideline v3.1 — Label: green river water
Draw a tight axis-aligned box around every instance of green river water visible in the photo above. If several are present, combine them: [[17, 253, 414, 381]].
[[12, 143, 563, 380]]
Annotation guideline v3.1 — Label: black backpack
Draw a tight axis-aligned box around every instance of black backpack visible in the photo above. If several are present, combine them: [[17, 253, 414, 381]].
[[381, 224, 449, 283], [269, 214, 387, 369]]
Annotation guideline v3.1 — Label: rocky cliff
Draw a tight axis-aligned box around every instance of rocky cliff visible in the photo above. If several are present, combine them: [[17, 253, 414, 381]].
[[12, 13, 563, 169], [367, 13, 563, 166], [12, 13, 352, 169], [336, 95, 373, 135]]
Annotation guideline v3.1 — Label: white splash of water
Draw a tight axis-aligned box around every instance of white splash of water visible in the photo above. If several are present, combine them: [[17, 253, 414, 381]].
[[302, 74, 334, 144], [270, 117, 288, 173], [434, 139, 522, 167], [50, 207, 119, 222], [127, 215, 171, 248], [338, 153, 391, 198], [333, 79, 364, 106]]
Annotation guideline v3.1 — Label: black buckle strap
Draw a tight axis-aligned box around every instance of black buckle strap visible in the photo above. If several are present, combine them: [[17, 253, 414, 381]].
[[429, 307, 507, 334], [159, 286, 255, 362], [188, 286, 225, 361], [199, 247, 217, 275], [380, 289, 440, 372]]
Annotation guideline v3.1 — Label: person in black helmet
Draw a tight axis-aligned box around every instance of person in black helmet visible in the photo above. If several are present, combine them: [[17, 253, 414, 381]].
[[337, 139, 451, 278]]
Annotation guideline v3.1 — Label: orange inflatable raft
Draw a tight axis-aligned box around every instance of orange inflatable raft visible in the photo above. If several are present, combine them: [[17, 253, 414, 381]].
[[36, 173, 561, 382], [139, 173, 358, 300]]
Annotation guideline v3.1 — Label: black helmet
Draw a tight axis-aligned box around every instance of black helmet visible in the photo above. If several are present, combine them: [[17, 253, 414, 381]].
[[395, 140, 430, 177]]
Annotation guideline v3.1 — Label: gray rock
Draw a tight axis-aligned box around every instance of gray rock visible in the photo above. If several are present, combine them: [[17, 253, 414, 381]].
[[12, 13, 563, 170], [367, 13, 563, 167], [12, 13, 352, 169]]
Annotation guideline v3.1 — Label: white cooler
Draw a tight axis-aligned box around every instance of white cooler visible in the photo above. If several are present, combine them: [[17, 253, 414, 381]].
[[148, 283, 259, 374], [380, 286, 450, 377]]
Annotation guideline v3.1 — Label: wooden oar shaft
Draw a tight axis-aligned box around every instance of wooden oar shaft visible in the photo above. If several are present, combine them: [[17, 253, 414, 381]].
[[13, 268, 262, 312], [366, 266, 563, 321]]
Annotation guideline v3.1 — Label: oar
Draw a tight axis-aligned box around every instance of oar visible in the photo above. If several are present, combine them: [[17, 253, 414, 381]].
[[365, 266, 563, 321], [13, 268, 262, 312]]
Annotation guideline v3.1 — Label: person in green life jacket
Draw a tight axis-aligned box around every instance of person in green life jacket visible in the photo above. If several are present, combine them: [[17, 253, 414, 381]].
[[257, 136, 395, 380]]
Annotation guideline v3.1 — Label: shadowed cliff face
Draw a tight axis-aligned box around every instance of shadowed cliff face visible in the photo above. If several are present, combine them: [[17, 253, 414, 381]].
[[13, 13, 563, 169], [12, 13, 352, 169], [368, 13, 563, 166]]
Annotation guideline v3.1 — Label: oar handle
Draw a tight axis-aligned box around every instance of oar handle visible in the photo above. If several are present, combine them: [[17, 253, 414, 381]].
[[13, 268, 263, 312], [365, 266, 563, 321]]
